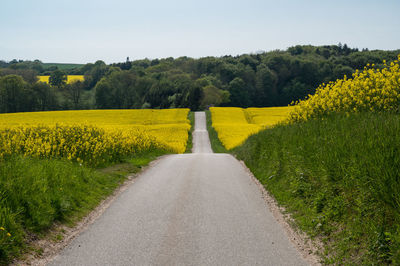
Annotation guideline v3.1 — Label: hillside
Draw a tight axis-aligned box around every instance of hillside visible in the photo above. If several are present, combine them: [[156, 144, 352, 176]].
[[0, 45, 399, 113]]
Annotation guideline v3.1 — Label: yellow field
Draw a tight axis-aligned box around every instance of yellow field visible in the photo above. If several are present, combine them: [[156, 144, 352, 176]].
[[38, 75, 85, 84], [0, 109, 190, 165], [210, 107, 293, 150], [289, 55, 400, 121]]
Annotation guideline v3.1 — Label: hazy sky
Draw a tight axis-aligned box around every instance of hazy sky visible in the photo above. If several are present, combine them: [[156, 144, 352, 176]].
[[1, 0, 399, 64]]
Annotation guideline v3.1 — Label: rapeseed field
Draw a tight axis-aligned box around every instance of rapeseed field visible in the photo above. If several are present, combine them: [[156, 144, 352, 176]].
[[210, 107, 293, 150], [0, 109, 190, 166], [289, 55, 400, 121], [38, 75, 85, 84], [232, 56, 400, 264]]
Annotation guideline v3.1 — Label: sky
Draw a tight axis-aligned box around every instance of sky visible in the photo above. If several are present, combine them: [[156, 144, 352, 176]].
[[1, 0, 399, 64]]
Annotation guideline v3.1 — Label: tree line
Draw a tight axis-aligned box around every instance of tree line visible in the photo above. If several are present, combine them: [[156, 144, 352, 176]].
[[0, 44, 399, 113]]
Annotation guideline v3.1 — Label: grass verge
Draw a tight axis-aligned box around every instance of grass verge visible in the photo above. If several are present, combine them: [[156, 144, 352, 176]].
[[233, 112, 400, 264], [0, 150, 166, 264], [205, 110, 227, 153], [185, 111, 194, 153]]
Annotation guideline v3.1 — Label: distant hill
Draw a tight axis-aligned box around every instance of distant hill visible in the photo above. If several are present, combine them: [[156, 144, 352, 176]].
[[42, 63, 84, 70], [1, 44, 399, 111]]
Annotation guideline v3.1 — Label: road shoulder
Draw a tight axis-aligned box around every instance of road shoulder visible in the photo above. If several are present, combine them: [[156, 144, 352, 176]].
[[238, 159, 322, 266], [11, 155, 168, 266]]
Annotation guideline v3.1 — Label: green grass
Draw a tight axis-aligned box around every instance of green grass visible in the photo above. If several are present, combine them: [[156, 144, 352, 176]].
[[185, 112, 194, 153], [233, 112, 400, 264], [205, 110, 227, 153], [0, 149, 166, 264]]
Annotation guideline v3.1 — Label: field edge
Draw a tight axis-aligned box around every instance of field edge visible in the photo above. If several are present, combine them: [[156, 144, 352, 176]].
[[5, 151, 167, 265]]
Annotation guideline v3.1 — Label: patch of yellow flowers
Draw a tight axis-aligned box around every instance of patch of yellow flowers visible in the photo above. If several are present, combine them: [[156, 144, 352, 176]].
[[210, 107, 293, 150], [38, 75, 85, 84], [0, 109, 190, 166], [289, 55, 400, 122], [0, 226, 12, 248]]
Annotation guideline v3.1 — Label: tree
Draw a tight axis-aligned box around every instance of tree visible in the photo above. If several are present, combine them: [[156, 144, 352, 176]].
[[217, 63, 238, 84], [255, 65, 278, 106], [64, 81, 85, 109], [228, 77, 250, 107], [186, 85, 203, 111], [288, 45, 304, 55], [282, 79, 313, 104], [49, 70, 67, 87], [0, 75, 28, 113], [31, 82, 58, 111], [239, 55, 259, 71], [83, 60, 109, 89], [95, 71, 140, 109], [332, 65, 354, 80], [200, 85, 230, 109], [0, 68, 38, 84]]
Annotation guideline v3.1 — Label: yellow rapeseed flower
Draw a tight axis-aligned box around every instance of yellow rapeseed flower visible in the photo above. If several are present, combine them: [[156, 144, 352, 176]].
[[289, 55, 400, 122], [0, 109, 190, 165], [37, 75, 85, 84], [210, 106, 293, 150]]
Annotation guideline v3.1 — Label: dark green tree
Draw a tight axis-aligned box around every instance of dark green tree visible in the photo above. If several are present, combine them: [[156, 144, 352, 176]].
[[63, 81, 85, 109], [0, 69, 38, 84], [95, 71, 140, 109], [84, 60, 109, 89], [0, 75, 28, 113], [186, 85, 203, 111], [49, 70, 67, 87], [200, 85, 230, 109], [282, 79, 313, 104], [255, 65, 278, 106], [31, 82, 58, 111], [228, 77, 250, 107]]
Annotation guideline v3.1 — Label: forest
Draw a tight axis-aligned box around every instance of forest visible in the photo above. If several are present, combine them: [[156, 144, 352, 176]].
[[0, 44, 399, 113]]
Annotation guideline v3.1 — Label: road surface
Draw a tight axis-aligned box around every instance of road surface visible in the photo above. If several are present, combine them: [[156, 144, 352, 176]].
[[48, 112, 307, 266]]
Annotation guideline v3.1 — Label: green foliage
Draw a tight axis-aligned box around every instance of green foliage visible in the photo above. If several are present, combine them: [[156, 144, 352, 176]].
[[0, 75, 30, 113], [228, 77, 250, 107], [0, 157, 120, 263], [4, 60, 83, 75], [95, 70, 142, 109], [60, 81, 87, 109], [104, 45, 398, 110], [1, 45, 399, 113], [233, 112, 400, 264], [49, 70, 67, 87], [200, 85, 230, 109], [0, 75, 61, 113], [0, 150, 164, 264], [185, 112, 194, 153], [84, 60, 109, 89], [95, 69, 203, 110], [31, 82, 58, 111], [186, 85, 203, 111], [42, 63, 84, 72], [254, 64, 278, 106], [0, 68, 38, 84], [205, 110, 227, 153]]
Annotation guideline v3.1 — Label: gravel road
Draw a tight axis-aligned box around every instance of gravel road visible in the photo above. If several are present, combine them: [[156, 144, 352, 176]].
[[48, 112, 308, 266]]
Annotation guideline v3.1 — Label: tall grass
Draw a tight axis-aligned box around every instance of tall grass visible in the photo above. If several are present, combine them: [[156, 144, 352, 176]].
[[185, 112, 194, 153], [234, 112, 400, 264], [0, 150, 165, 264], [205, 110, 227, 153]]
